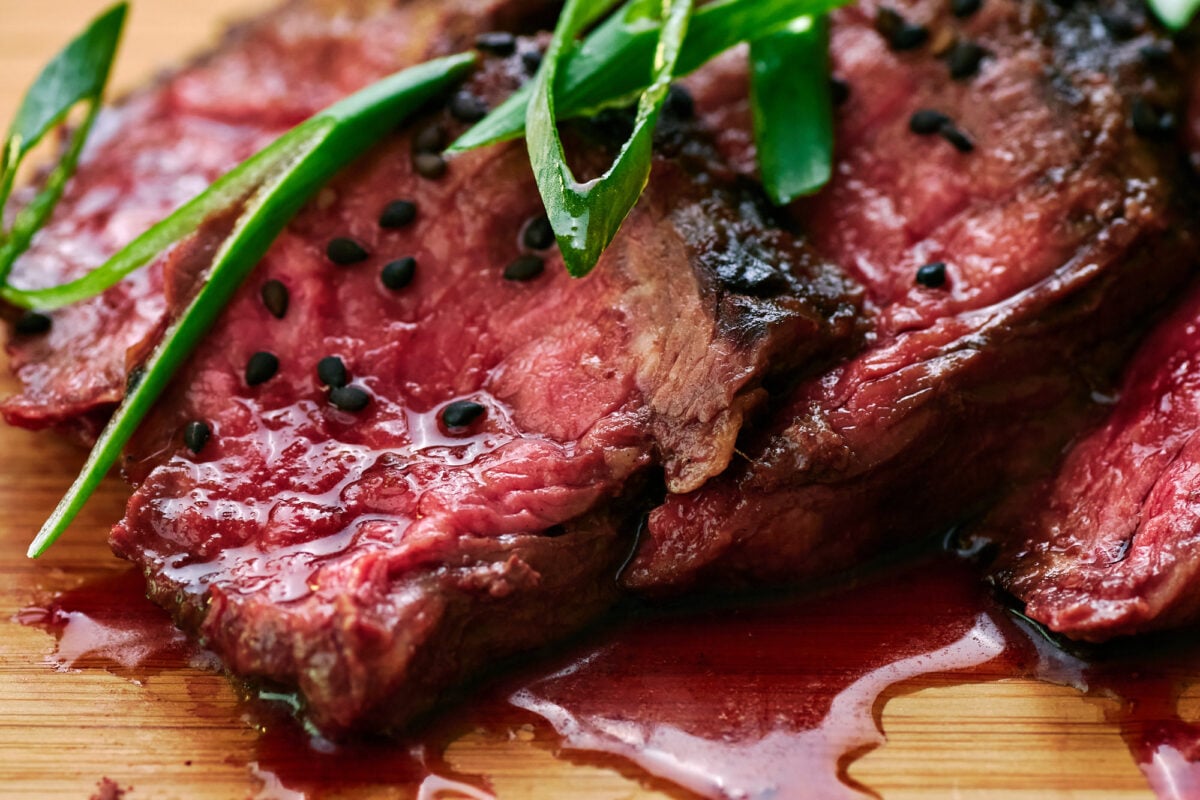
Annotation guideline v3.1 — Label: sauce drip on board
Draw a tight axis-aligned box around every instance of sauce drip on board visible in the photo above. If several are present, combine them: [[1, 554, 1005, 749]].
[[19, 549, 1200, 799], [15, 569, 206, 679]]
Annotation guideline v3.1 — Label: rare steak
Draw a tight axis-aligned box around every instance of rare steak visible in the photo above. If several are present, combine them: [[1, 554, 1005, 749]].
[[624, 0, 1200, 592], [1, 0, 555, 439], [5, 1, 860, 732], [9, 0, 1199, 731], [978, 281, 1200, 642], [977, 20, 1200, 645]]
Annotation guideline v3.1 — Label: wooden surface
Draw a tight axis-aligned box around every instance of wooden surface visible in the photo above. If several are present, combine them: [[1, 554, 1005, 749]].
[[0, 2, 1170, 799]]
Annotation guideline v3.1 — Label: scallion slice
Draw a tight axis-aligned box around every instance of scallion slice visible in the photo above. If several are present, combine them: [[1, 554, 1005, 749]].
[[1148, 0, 1200, 29], [750, 15, 835, 205], [450, 0, 849, 154], [0, 3, 127, 282], [526, 0, 693, 277]]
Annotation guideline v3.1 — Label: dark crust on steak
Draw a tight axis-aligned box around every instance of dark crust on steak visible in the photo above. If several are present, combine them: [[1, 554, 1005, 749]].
[[623, 0, 1200, 594]]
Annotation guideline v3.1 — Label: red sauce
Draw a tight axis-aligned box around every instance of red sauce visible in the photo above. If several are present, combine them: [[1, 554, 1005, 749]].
[[19, 552, 1200, 799], [15, 569, 202, 678]]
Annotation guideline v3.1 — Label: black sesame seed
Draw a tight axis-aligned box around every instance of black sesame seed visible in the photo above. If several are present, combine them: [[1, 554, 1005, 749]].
[[951, 0, 982, 18], [379, 199, 418, 230], [1130, 98, 1158, 134], [317, 355, 348, 389], [184, 421, 211, 454], [13, 311, 51, 335], [330, 385, 370, 413], [663, 84, 695, 120], [1131, 97, 1176, 139], [946, 41, 987, 80], [475, 31, 517, 56], [875, 8, 902, 36], [939, 124, 975, 152], [414, 152, 447, 180], [1100, 11, 1137, 41], [589, 106, 637, 143], [830, 77, 851, 107], [916, 261, 948, 288], [245, 352, 280, 386], [892, 23, 929, 50], [910, 109, 950, 135], [520, 50, 543, 74], [504, 254, 545, 281], [381, 257, 417, 290], [326, 237, 370, 265], [876, 8, 928, 50], [413, 124, 445, 154], [442, 400, 486, 428], [522, 216, 555, 250], [1140, 42, 1173, 67], [260, 279, 289, 319], [449, 90, 489, 123]]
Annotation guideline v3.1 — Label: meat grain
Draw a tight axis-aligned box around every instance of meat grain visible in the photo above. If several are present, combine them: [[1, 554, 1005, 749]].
[[624, 0, 1200, 592]]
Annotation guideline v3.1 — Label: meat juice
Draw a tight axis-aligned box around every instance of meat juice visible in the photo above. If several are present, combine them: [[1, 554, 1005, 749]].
[[20, 550, 1200, 799], [16, 569, 201, 678]]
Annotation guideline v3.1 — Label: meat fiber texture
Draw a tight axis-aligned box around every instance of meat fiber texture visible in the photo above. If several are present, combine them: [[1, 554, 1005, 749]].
[[3, 0, 860, 733], [977, 17, 1200, 646], [979, 280, 1200, 642], [1, 0, 554, 439], [623, 0, 1200, 592]]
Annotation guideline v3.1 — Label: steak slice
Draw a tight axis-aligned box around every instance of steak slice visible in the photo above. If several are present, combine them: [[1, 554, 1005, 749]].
[[53, 15, 862, 732], [978, 281, 1200, 642], [0, 0, 553, 439], [975, 1, 1200, 645], [624, 0, 1200, 592]]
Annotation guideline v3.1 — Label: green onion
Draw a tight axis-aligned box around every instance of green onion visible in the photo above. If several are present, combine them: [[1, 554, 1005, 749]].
[[450, 0, 849, 154], [526, 0, 693, 277], [1148, 0, 1200, 29], [26, 53, 475, 558], [3, 140, 284, 310], [750, 15, 834, 205], [0, 3, 127, 282]]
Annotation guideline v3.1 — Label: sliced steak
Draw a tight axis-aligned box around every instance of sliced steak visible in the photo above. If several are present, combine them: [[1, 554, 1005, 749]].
[[624, 0, 1200, 592], [978, 280, 1200, 642], [986, 51, 1200, 642], [61, 17, 863, 732], [0, 0, 553, 439]]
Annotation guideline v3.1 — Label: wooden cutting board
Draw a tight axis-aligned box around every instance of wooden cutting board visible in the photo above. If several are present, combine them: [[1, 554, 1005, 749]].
[[0, 2, 1168, 798]]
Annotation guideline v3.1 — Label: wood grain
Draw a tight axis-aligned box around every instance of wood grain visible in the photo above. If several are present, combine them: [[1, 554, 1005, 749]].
[[0, 2, 1165, 798]]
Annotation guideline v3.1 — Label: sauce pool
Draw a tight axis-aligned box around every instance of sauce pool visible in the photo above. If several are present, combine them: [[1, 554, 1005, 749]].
[[19, 549, 1200, 799]]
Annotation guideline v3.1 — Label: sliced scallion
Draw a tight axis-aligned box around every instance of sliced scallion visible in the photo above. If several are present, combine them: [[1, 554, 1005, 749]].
[[526, 0, 693, 277], [450, 0, 848, 154], [1147, 0, 1200, 29], [750, 15, 834, 205], [0, 3, 127, 281]]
